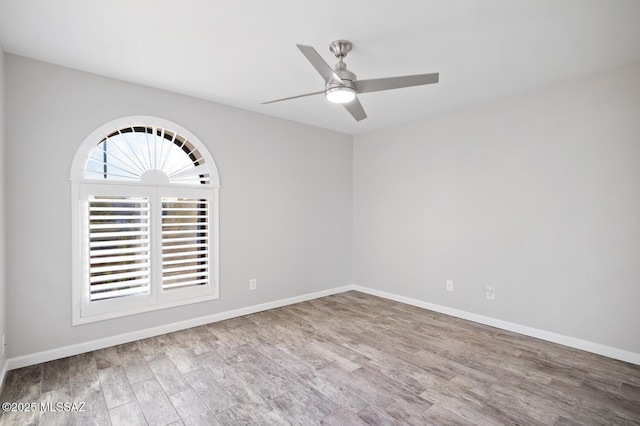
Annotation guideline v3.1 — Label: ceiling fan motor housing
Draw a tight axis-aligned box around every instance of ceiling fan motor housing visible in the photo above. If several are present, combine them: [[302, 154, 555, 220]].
[[326, 62, 357, 91], [325, 62, 357, 103]]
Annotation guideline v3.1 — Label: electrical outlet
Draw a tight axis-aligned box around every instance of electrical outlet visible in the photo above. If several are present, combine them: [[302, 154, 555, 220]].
[[249, 279, 257, 290], [486, 286, 495, 300], [2, 335, 5, 356], [446, 280, 454, 292]]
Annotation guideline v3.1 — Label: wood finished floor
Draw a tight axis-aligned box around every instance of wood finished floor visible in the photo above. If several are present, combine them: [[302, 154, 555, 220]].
[[1, 291, 639, 425]]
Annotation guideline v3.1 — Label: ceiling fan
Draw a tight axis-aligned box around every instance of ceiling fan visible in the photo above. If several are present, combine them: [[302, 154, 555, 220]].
[[263, 40, 439, 121]]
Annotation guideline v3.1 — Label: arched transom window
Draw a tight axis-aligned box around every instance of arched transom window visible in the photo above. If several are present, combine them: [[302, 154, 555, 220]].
[[84, 126, 212, 185], [71, 116, 220, 325]]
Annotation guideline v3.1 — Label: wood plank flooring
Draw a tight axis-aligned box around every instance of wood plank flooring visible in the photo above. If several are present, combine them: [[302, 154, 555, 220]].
[[1, 291, 639, 425]]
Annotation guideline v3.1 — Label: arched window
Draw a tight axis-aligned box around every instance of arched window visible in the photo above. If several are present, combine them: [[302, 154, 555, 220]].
[[71, 116, 220, 324]]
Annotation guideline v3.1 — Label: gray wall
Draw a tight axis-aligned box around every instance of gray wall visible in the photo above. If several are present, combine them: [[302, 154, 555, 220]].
[[5, 55, 353, 358], [354, 62, 640, 354], [0, 46, 6, 368]]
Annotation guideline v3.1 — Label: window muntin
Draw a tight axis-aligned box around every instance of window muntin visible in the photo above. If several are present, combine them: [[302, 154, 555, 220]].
[[72, 117, 220, 325]]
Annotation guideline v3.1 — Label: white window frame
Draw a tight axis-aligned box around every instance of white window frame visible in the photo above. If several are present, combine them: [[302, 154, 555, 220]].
[[71, 116, 220, 325]]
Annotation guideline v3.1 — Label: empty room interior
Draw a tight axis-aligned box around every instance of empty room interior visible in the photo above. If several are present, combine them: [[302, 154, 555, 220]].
[[0, 1, 639, 425]]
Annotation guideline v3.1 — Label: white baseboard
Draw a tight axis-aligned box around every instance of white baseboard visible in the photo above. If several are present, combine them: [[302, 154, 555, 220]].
[[353, 285, 640, 366], [6, 285, 354, 370], [0, 357, 8, 395], [6, 283, 639, 370]]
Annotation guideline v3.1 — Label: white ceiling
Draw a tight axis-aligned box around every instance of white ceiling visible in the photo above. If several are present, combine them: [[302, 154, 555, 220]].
[[1, 0, 639, 135]]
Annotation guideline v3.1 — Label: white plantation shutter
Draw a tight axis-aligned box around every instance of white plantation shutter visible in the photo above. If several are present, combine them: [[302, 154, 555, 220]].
[[161, 197, 210, 291], [88, 195, 151, 300], [72, 117, 220, 325]]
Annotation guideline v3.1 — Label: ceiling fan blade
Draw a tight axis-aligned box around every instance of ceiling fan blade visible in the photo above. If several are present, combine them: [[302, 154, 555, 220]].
[[296, 44, 343, 84], [354, 73, 439, 94], [343, 96, 367, 121], [261, 90, 325, 105]]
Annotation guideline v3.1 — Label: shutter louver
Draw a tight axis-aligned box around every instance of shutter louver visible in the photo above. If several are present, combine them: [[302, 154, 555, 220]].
[[89, 196, 151, 300], [162, 197, 210, 291]]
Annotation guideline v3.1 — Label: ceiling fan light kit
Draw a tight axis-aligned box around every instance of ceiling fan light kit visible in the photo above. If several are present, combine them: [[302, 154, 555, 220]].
[[263, 40, 439, 121], [326, 86, 356, 103]]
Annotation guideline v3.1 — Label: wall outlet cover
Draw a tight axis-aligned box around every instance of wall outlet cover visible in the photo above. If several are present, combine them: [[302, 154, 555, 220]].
[[486, 286, 495, 300]]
